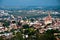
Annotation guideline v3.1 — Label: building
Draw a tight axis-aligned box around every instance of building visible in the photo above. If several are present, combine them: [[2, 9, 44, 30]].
[[44, 13, 52, 25]]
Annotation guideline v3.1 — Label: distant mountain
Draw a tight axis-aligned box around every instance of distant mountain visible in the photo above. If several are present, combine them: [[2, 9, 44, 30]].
[[0, 6, 60, 12]]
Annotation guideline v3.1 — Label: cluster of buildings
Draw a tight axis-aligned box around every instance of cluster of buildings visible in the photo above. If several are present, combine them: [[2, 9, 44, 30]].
[[0, 10, 60, 38]]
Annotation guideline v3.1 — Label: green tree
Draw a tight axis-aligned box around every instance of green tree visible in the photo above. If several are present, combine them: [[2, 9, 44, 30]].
[[16, 32, 23, 40], [3, 21, 10, 27], [22, 24, 29, 29]]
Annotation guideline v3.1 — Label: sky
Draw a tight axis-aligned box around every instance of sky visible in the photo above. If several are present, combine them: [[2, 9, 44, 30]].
[[0, 0, 60, 7]]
